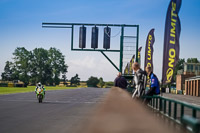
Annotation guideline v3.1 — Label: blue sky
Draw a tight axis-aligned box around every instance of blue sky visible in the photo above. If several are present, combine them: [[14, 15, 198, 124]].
[[0, 0, 200, 81]]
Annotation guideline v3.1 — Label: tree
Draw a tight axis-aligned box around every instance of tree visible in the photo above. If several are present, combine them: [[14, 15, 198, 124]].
[[172, 58, 185, 82], [48, 48, 68, 85], [98, 77, 105, 88], [30, 48, 50, 85], [1, 47, 68, 86], [1, 61, 14, 81], [10, 64, 20, 81], [187, 58, 199, 63], [29, 47, 68, 85], [62, 73, 67, 86], [13, 47, 31, 87], [86, 76, 99, 87], [70, 74, 80, 86]]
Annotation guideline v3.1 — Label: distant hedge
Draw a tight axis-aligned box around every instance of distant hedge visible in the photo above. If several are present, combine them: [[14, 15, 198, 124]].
[[14, 84, 24, 87], [0, 83, 8, 87], [104, 82, 114, 88]]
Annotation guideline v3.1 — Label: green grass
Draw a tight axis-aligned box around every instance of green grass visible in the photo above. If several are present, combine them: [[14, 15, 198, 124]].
[[0, 86, 77, 95]]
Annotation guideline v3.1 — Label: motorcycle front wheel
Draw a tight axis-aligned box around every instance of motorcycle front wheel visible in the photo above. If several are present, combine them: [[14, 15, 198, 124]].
[[38, 95, 43, 103]]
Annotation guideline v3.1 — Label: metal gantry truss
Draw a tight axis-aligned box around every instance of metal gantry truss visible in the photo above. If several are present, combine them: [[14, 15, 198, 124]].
[[42, 22, 139, 75]]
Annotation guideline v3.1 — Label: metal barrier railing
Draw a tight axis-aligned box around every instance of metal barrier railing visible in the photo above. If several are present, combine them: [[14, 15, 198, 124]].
[[142, 95, 200, 133]]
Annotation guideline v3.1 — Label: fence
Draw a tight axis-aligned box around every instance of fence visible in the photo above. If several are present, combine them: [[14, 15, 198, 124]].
[[143, 95, 200, 133]]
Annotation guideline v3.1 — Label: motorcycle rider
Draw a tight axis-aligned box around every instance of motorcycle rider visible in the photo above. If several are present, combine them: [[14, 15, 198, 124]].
[[35, 82, 45, 94]]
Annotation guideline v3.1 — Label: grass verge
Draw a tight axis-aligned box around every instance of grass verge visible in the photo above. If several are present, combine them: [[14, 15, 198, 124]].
[[0, 86, 77, 95]]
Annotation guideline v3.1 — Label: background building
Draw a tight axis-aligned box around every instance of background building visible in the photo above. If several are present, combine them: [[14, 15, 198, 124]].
[[176, 63, 200, 96], [185, 76, 200, 97]]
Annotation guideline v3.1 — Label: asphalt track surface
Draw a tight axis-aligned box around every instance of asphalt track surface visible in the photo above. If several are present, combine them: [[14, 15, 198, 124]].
[[0, 87, 109, 133], [163, 93, 200, 106]]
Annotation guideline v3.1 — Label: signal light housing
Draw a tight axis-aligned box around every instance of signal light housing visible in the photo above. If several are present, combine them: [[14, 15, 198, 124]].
[[103, 26, 111, 49], [79, 26, 86, 48], [91, 26, 99, 49]]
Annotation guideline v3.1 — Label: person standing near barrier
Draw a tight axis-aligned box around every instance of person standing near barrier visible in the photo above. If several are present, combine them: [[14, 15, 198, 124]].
[[114, 72, 127, 90], [132, 62, 147, 98], [145, 66, 160, 96]]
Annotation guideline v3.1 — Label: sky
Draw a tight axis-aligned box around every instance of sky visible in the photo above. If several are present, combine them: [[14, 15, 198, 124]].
[[0, 0, 200, 81]]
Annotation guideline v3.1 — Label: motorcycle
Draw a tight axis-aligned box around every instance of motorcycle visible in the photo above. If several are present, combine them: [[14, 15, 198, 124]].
[[36, 87, 45, 103]]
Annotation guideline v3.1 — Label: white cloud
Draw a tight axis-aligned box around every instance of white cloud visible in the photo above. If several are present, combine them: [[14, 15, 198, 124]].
[[69, 56, 96, 69], [67, 56, 118, 81]]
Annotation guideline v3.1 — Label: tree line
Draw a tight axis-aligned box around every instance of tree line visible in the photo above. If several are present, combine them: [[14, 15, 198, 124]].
[[1, 47, 68, 86]]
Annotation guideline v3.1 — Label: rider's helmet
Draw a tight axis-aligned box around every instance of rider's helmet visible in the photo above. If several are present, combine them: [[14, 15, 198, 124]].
[[38, 82, 41, 87]]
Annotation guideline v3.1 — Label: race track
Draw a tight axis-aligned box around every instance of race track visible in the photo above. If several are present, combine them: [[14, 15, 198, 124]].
[[0, 88, 109, 133]]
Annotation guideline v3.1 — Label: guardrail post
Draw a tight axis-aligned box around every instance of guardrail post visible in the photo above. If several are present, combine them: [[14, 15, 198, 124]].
[[156, 97, 158, 109], [159, 97, 162, 111], [164, 100, 166, 114], [194, 123, 200, 133], [181, 105, 184, 118], [168, 101, 171, 117], [153, 97, 155, 108], [150, 99, 152, 106], [181, 115, 200, 133], [173, 102, 177, 120], [194, 126, 200, 133], [192, 109, 196, 118]]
